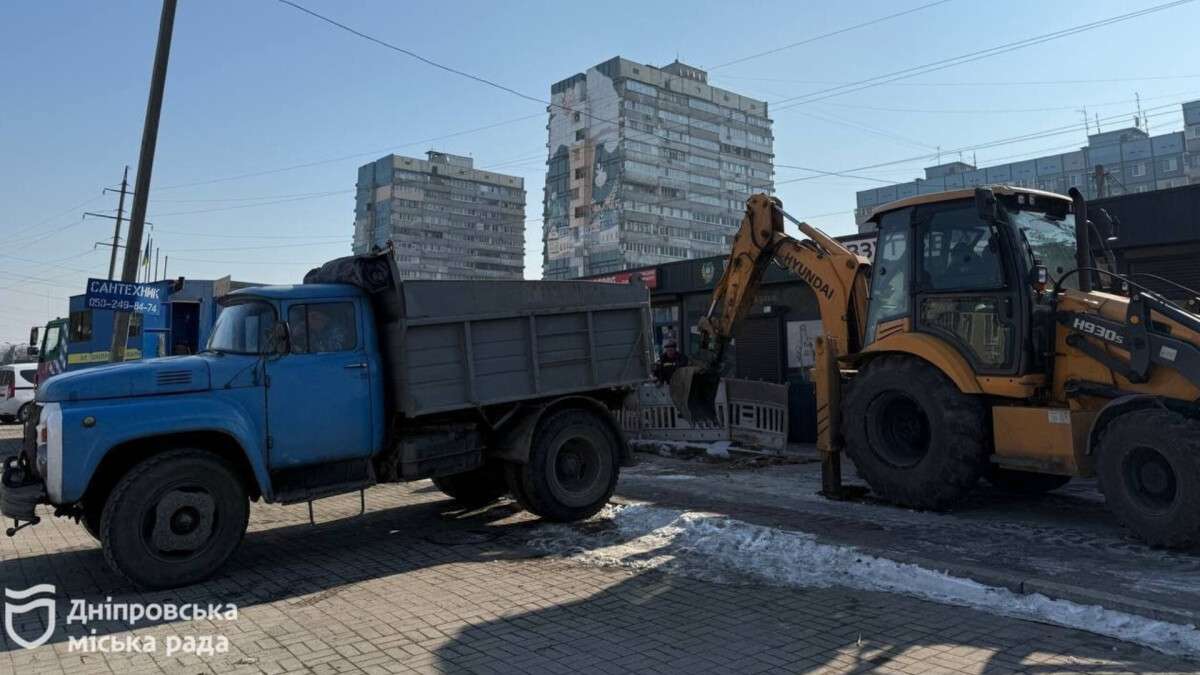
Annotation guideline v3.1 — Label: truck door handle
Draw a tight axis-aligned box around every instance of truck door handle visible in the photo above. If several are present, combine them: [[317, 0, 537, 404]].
[[344, 362, 368, 369]]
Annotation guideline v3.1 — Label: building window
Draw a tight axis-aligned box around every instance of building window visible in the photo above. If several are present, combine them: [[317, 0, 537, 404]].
[[1069, 174, 1082, 187], [129, 313, 143, 338], [1131, 162, 1147, 178], [574, 167, 587, 180], [573, 112, 581, 122], [575, 129, 586, 141], [1163, 157, 1179, 172]]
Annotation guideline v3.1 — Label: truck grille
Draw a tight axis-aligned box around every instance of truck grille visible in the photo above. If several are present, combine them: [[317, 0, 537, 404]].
[[156, 370, 192, 386]]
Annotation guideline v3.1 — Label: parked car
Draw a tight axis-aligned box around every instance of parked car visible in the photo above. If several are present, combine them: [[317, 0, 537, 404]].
[[0, 364, 37, 424]]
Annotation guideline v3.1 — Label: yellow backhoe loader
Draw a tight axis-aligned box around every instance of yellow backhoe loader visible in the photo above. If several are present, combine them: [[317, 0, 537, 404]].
[[673, 187, 1200, 547]]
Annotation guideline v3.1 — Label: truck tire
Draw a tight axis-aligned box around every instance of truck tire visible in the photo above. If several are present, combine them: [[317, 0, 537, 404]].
[[100, 448, 249, 589], [985, 467, 1071, 494], [842, 355, 989, 510], [1096, 410, 1200, 548], [431, 465, 507, 506], [510, 409, 619, 522]]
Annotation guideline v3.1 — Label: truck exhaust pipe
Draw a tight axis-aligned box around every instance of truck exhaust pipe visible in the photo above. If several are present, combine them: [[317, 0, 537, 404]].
[[1069, 187, 1092, 293]]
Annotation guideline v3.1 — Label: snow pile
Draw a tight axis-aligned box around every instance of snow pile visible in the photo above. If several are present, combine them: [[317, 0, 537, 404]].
[[528, 504, 1200, 657]]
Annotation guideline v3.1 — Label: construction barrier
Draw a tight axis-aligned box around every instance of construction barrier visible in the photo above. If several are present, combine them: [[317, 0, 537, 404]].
[[619, 378, 788, 451]]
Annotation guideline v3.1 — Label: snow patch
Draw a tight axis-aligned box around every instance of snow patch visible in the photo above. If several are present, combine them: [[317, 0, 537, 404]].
[[705, 441, 732, 459], [528, 504, 1200, 658]]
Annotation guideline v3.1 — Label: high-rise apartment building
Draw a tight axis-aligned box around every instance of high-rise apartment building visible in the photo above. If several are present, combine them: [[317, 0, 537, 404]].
[[542, 57, 774, 279], [353, 151, 526, 280], [855, 99, 1200, 231]]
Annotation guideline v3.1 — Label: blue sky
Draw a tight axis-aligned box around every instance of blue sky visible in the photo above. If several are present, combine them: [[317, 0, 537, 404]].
[[2, 0, 1199, 342]]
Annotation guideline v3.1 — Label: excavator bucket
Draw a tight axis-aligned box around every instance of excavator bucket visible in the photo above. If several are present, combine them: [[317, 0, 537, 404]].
[[669, 365, 722, 423]]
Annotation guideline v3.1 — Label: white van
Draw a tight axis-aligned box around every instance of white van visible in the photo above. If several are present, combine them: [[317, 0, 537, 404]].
[[0, 364, 37, 424]]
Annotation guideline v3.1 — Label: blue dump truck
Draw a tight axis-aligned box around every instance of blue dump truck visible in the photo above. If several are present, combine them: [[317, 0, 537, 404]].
[[2, 253, 651, 588]]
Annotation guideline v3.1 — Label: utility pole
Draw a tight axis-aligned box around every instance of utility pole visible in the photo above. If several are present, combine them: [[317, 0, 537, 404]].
[[108, 166, 129, 279], [111, 0, 177, 363], [1095, 164, 1107, 199]]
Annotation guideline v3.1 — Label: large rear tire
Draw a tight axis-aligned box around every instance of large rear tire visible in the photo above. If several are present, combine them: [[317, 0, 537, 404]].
[[431, 465, 507, 507], [101, 448, 249, 589], [1096, 410, 1200, 549], [843, 355, 989, 510], [985, 467, 1071, 494], [509, 409, 619, 522]]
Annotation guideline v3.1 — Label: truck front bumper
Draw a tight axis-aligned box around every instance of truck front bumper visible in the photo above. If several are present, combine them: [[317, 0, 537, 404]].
[[1, 455, 47, 526]]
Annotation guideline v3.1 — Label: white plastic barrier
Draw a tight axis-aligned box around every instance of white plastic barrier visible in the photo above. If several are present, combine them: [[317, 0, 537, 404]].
[[619, 378, 788, 450]]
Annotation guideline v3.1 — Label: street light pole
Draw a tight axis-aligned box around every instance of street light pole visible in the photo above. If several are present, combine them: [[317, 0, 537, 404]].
[[110, 0, 177, 362]]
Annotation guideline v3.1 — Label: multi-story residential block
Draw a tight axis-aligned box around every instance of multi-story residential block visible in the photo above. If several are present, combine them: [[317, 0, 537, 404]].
[[353, 151, 526, 280], [542, 57, 774, 279], [855, 99, 1200, 231]]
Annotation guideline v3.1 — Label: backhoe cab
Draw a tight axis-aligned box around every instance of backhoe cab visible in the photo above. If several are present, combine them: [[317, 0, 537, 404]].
[[675, 187, 1200, 547]]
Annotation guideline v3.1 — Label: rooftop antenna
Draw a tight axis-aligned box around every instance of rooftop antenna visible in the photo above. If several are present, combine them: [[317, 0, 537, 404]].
[[1080, 106, 1090, 135], [1135, 92, 1149, 134]]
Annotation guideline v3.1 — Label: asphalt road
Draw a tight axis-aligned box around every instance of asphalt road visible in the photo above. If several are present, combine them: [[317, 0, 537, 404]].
[[618, 447, 1200, 626]]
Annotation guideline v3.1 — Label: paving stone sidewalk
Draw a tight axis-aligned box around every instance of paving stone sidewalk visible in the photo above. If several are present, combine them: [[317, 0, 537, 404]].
[[1, 428, 1196, 673]]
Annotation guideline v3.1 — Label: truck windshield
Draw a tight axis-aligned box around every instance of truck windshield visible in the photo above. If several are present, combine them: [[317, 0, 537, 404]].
[[1009, 208, 1078, 290], [207, 301, 276, 354]]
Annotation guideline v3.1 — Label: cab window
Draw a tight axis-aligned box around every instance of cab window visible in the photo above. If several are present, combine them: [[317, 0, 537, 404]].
[[288, 302, 357, 354], [919, 207, 1005, 291], [864, 208, 913, 343]]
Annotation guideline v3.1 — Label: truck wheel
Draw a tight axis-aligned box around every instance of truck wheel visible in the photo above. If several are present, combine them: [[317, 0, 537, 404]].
[[1097, 410, 1200, 548], [985, 467, 1071, 494], [511, 409, 619, 522], [431, 465, 507, 506], [17, 403, 33, 425], [842, 355, 989, 510], [100, 448, 249, 589]]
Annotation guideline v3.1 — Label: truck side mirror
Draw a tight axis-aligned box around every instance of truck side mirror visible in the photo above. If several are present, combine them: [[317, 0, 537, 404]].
[[29, 326, 39, 348]]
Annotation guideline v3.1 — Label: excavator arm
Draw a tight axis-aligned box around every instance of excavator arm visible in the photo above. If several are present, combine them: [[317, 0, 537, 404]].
[[670, 193, 871, 424]]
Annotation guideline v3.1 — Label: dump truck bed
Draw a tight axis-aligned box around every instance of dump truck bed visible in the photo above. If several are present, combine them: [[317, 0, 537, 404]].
[[305, 254, 652, 418]]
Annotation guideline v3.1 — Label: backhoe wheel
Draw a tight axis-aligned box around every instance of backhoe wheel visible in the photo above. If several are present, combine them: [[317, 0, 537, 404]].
[[432, 464, 508, 507], [842, 355, 989, 510], [985, 468, 1071, 494], [510, 409, 619, 522], [101, 448, 249, 589], [1096, 410, 1200, 548]]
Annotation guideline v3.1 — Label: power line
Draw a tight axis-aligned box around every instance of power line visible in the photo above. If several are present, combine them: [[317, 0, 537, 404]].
[[707, 0, 954, 70], [155, 112, 542, 191], [147, 190, 351, 218], [713, 73, 1200, 87], [768, 0, 1197, 112]]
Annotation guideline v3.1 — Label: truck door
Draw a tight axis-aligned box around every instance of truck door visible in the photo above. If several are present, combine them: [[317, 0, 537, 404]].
[[266, 300, 372, 469]]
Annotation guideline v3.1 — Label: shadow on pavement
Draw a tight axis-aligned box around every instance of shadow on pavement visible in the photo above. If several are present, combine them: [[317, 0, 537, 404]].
[[0, 495, 540, 653]]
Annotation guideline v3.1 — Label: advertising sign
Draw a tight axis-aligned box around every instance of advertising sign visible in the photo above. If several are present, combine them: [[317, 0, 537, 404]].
[[84, 279, 164, 316]]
